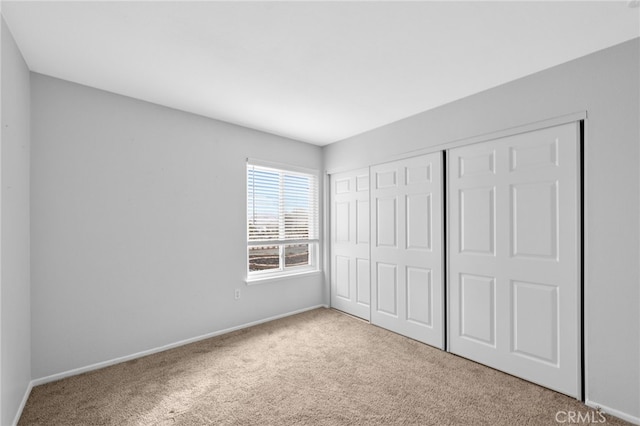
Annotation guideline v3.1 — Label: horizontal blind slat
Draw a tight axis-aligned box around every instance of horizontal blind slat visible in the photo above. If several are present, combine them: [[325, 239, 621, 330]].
[[248, 163, 318, 244]]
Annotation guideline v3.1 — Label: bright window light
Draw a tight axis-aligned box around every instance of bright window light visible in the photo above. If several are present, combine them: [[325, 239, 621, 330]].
[[247, 162, 319, 281]]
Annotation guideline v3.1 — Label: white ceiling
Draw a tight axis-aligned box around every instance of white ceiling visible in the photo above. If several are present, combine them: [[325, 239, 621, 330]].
[[2, 1, 639, 145]]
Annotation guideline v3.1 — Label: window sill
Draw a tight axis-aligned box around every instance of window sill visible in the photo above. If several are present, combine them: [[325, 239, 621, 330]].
[[245, 269, 322, 285]]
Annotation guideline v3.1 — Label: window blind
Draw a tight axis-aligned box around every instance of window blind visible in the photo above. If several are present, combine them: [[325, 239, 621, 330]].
[[247, 164, 318, 245]]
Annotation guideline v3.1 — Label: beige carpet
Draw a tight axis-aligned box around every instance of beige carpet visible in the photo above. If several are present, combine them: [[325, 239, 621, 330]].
[[19, 308, 629, 425]]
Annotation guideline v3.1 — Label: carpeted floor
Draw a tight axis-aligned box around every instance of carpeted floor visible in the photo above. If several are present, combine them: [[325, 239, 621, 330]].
[[19, 308, 629, 425]]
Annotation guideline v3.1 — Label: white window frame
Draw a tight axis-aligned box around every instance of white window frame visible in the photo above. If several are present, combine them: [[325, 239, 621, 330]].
[[246, 159, 320, 283]]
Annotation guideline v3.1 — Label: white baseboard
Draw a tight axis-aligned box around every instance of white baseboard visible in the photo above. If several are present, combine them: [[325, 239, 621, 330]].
[[32, 304, 328, 387], [14, 305, 325, 423], [585, 399, 640, 425], [12, 381, 33, 426]]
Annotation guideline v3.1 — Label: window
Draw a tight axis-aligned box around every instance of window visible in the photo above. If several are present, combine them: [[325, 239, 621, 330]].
[[247, 161, 319, 280]]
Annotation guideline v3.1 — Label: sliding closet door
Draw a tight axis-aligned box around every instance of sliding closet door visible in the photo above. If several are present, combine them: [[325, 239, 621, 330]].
[[448, 122, 580, 397], [330, 169, 370, 320], [371, 153, 444, 348]]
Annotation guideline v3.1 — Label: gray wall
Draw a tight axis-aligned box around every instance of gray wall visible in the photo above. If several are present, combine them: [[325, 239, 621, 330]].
[[324, 38, 639, 420], [1, 17, 31, 426], [30, 74, 324, 380]]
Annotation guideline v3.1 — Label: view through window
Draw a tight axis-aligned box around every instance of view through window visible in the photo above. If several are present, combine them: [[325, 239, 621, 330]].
[[247, 163, 318, 279]]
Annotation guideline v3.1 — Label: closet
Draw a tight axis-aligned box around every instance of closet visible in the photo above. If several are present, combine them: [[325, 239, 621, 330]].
[[329, 121, 581, 398]]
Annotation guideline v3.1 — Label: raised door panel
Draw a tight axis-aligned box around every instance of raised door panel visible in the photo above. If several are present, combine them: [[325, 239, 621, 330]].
[[509, 139, 558, 171], [459, 187, 495, 255], [356, 200, 370, 244], [376, 169, 397, 189], [512, 280, 558, 365], [356, 258, 370, 305], [406, 194, 431, 251], [335, 177, 351, 194], [459, 150, 495, 178], [459, 274, 496, 347], [335, 202, 350, 243], [376, 263, 398, 317], [406, 267, 432, 327], [376, 197, 397, 248], [511, 182, 558, 259], [335, 256, 350, 299]]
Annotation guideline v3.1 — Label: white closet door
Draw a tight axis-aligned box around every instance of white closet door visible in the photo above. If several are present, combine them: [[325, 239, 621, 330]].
[[330, 169, 370, 320], [371, 153, 444, 348], [448, 122, 580, 397]]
